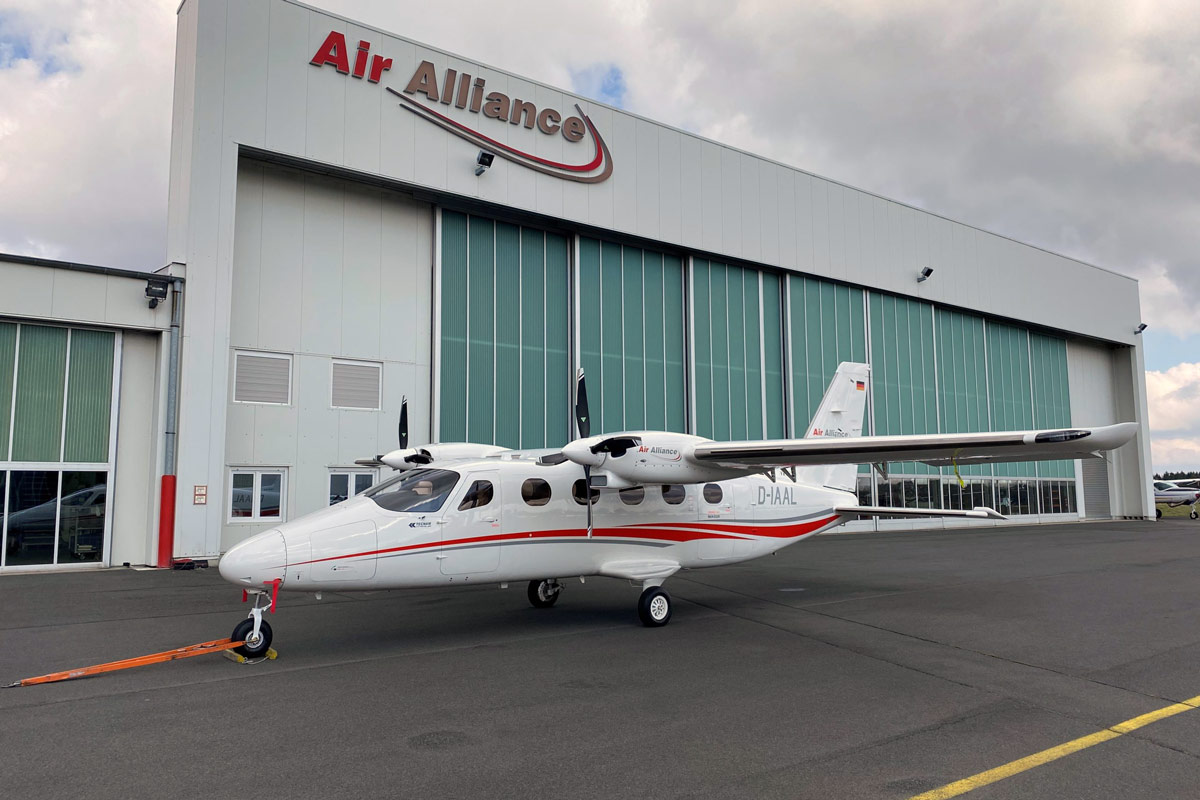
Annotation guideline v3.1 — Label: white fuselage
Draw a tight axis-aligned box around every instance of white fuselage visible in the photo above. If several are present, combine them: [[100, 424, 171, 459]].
[[218, 454, 854, 594]]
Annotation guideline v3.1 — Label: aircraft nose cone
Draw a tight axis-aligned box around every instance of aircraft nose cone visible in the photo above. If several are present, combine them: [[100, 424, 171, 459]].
[[219, 529, 287, 587]]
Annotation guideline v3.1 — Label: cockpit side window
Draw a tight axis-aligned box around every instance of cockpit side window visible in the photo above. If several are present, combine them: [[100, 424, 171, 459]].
[[458, 480, 494, 511], [364, 469, 460, 513]]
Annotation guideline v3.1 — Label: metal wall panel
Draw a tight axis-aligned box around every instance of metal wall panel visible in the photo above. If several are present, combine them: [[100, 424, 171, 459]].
[[693, 260, 784, 441], [439, 212, 570, 448], [64, 330, 116, 463], [0, 323, 14, 459], [868, 292, 936, 475], [986, 321, 1037, 478], [935, 309, 990, 477], [579, 238, 685, 436], [791, 278, 867, 433], [12, 325, 67, 462], [1030, 333, 1073, 478]]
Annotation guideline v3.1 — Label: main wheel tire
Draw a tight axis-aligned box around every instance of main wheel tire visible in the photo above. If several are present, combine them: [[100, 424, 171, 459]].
[[527, 579, 561, 608], [231, 618, 273, 658], [1191, 509, 1198, 520], [1157, 508, 1163, 519], [638, 587, 672, 627]]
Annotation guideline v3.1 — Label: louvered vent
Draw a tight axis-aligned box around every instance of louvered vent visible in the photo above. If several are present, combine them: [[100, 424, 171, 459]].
[[234, 353, 291, 404], [332, 361, 381, 410]]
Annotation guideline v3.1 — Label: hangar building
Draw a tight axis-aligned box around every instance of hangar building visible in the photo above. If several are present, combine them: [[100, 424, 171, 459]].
[[0, 0, 1153, 571]]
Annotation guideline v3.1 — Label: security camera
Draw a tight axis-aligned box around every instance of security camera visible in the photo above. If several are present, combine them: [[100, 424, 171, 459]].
[[1135, 323, 1147, 334], [474, 150, 495, 176], [917, 267, 934, 283]]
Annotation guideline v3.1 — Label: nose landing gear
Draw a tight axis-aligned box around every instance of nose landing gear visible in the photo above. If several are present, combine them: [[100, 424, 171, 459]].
[[231, 587, 276, 658]]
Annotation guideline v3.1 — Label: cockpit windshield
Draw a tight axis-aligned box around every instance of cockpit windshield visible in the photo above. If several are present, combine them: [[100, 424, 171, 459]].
[[363, 469, 460, 513]]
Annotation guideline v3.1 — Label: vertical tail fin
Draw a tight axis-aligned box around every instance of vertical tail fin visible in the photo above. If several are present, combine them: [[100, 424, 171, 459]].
[[794, 362, 870, 492]]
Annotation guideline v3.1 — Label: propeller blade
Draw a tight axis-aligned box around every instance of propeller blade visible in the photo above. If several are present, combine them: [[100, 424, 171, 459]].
[[398, 396, 409, 449], [574, 368, 590, 440]]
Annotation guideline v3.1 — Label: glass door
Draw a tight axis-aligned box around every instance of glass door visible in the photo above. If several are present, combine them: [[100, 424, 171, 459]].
[[0, 323, 119, 570]]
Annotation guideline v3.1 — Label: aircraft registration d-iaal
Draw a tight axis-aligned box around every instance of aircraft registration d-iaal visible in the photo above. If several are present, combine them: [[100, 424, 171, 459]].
[[218, 363, 1136, 656]]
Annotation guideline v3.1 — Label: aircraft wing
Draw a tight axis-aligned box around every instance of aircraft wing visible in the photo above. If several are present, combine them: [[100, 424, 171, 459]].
[[836, 505, 1006, 520], [688, 422, 1138, 471]]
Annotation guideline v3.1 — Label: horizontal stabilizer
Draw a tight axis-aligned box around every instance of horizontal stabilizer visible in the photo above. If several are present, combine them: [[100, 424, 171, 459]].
[[836, 505, 1007, 520]]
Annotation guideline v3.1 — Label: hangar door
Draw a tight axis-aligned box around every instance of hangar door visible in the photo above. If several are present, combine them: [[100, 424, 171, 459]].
[[0, 323, 118, 569]]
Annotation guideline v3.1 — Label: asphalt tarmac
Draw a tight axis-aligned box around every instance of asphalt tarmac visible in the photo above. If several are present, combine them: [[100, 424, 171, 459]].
[[3, 519, 1200, 799]]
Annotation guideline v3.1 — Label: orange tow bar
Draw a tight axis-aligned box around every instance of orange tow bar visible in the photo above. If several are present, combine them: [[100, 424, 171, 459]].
[[5, 638, 245, 688]]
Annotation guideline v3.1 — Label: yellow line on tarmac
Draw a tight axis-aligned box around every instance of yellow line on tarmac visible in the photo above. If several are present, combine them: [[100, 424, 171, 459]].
[[909, 695, 1200, 800]]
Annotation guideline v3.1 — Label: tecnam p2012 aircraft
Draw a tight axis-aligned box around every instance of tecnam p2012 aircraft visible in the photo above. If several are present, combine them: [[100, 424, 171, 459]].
[[218, 363, 1136, 656]]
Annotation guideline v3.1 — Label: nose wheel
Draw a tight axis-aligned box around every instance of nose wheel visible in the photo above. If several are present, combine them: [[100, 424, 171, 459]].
[[231, 617, 273, 658]]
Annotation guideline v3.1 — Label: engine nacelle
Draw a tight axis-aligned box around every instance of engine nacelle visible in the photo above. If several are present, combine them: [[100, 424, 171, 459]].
[[379, 443, 510, 470], [563, 432, 746, 485]]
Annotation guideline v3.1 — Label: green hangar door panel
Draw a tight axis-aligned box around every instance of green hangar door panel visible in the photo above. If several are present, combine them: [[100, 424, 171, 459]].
[[439, 212, 570, 448], [578, 239, 687, 436]]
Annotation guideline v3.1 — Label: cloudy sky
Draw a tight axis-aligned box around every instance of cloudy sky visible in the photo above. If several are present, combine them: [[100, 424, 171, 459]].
[[1, 0, 1198, 470]]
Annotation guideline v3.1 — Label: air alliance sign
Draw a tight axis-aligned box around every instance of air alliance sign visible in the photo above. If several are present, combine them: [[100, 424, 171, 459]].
[[310, 31, 614, 183]]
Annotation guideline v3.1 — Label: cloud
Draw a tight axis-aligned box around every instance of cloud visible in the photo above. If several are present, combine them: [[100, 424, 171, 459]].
[[569, 64, 628, 109], [0, 0, 175, 270], [1145, 362, 1200, 470]]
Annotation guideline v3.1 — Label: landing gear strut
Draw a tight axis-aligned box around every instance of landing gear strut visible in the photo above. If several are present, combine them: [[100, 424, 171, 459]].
[[528, 579, 562, 608], [231, 590, 274, 658]]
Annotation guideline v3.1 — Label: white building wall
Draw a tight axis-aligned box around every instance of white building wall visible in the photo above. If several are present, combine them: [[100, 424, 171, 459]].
[[222, 162, 432, 550], [169, 0, 1150, 556], [111, 330, 167, 566]]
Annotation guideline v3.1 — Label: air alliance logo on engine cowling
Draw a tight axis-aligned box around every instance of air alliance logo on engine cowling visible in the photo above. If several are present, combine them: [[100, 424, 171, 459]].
[[310, 32, 614, 183], [638, 445, 681, 461]]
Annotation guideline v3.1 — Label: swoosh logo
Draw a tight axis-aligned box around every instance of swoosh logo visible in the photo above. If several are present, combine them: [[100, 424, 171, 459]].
[[387, 88, 614, 184]]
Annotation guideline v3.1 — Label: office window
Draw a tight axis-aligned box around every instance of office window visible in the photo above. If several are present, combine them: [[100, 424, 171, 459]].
[[329, 470, 377, 505], [229, 469, 287, 522]]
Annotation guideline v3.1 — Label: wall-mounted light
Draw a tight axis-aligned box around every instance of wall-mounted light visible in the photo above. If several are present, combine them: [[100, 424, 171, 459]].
[[474, 150, 495, 177], [917, 266, 934, 283], [145, 277, 169, 309], [1135, 323, 1147, 334]]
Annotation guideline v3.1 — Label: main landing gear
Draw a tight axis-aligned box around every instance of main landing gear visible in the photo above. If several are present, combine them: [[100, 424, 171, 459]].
[[527, 578, 674, 627], [527, 579, 562, 608], [231, 589, 274, 658]]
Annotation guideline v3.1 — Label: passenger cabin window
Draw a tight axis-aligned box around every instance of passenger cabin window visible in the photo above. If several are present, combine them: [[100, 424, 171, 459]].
[[458, 480, 494, 511], [364, 469, 459, 513], [572, 479, 600, 505], [703, 484, 723, 504], [522, 478, 552, 506], [662, 485, 686, 505], [619, 487, 645, 506]]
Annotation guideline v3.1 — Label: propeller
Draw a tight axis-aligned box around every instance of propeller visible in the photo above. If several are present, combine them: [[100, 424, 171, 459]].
[[398, 396, 408, 449], [574, 368, 590, 440], [575, 368, 595, 537], [354, 396, 412, 467]]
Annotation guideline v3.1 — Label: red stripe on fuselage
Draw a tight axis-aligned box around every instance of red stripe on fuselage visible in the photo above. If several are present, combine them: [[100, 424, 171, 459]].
[[285, 515, 842, 568]]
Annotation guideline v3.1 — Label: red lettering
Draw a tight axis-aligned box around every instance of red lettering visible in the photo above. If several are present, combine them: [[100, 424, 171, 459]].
[[368, 55, 392, 84], [353, 40, 369, 79], [310, 31, 350, 74]]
